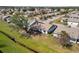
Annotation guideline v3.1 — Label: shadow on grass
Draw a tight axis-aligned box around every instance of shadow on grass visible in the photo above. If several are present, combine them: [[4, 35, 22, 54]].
[[0, 44, 7, 48], [0, 31, 39, 53], [0, 50, 3, 53], [0, 44, 7, 53]]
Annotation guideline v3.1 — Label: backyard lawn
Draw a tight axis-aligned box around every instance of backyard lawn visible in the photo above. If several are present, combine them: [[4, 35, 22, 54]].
[[1, 20, 79, 53], [0, 20, 57, 53], [0, 32, 33, 53]]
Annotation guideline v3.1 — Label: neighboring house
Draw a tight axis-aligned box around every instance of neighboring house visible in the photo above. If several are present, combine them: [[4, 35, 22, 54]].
[[28, 18, 57, 34], [53, 24, 79, 44], [61, 11, 79, 28], [2, 15, 12, 23]]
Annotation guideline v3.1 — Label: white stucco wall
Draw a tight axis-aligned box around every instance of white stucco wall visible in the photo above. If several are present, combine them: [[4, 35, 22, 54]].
[[68, 22, 78, 28], [53, 33, 58, 37], [70, 40, 77, 43], [41, 30, 48, 34], [61, 20, 63, 22]]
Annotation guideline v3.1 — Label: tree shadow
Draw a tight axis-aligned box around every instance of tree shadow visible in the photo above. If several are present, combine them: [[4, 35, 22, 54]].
[[0, 44, 7, 48], [0, 50, 3, 53], [0, 44, 7, 53]]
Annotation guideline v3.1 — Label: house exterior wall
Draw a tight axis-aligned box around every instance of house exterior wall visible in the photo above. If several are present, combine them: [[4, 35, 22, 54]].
[[61, 20, 63, 23], [53, 33, 58, 37], [76, 42, 79, 44], [41, 30, 48, 34], [70, 40, 77, 43], [53, 33, 79, 44], [67, 22, 78, 27]]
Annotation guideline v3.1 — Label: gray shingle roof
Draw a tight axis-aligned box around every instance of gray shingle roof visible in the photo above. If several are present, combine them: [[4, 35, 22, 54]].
[[53, 24, 79, 39]]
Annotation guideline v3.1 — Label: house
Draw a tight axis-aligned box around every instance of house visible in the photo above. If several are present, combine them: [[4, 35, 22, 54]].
[[28, 18, 57, 34], [2, 15, 12, 23], [53, 23, 79, 44], [61, 11, 79, 28]]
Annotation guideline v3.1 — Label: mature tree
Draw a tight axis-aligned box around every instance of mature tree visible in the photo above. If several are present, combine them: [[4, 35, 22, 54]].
[[59, 31, 72, 48], [63, 19, 68, 25], [11, 14, 28, 30]]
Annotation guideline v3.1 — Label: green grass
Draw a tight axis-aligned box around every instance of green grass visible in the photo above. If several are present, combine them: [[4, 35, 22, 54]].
[[1, 20, 79, 52], [0, 32, 33, 53], [53, 18, 62, 24], [0, 20, 57, 53]]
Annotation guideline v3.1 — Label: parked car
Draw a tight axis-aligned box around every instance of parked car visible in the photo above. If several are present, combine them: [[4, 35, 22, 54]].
[[48, 25, 57, 34]]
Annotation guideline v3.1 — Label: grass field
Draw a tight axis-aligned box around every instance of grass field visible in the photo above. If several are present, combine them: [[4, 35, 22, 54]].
[[0, 32, 33, 53]]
